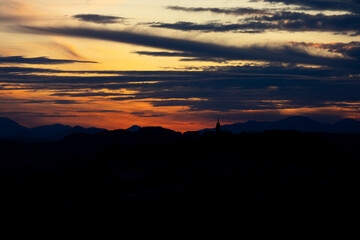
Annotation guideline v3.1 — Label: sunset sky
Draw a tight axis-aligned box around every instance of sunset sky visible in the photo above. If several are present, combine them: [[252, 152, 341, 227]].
[[1, 0, 360, 131]]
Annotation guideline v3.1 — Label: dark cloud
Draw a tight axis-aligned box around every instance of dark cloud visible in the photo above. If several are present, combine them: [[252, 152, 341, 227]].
[[134, 51, 194, 57], [289, 41, 360, 61], [194, 64, 354, 77], [1, 66, 360, 115], [1, 59, 358, 83], [259, 0, 360, 13], [24, 99, 80, 105], [134, 51, 191, 57], [76, 110, 124, 113], [255, 12, 360, 33], [0, 111, 78, 118], [134, 51, 228, 62], [52, 92, 132, 97], [72, 14, 126, 24], [148, 21, 274, 33], [148, 12, 360, 35], [179, 57, 228, 63], [166, 6, 271, 16], [130, 111, 165, 118], [19, 26, 360, 68], [0, 56, 97, 65], [158, 2, 360, 36], [0, 66, 64, 74]]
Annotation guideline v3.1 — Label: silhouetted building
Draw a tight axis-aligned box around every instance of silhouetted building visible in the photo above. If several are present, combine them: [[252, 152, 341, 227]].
[[216, 119, 221, 134]]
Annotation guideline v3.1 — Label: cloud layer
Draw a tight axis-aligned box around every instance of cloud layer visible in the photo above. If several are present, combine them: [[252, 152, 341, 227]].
[[20, 26, 359, 69], [260, 0, 360, 13], [1, 65, 360, 120], [161, 5, 360, 35]]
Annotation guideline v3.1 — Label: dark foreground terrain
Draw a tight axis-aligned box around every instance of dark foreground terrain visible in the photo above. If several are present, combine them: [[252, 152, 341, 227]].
[[1, 128, 360, 216]]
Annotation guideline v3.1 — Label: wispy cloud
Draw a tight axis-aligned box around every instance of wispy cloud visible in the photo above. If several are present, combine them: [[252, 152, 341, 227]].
[[166, 6, 271, 16], [19, 26, 359, 69], [72, 14, 127, 24], [0, 55, 97, 65], [47, 42, 85, 59], [0, 0, 43, 23]]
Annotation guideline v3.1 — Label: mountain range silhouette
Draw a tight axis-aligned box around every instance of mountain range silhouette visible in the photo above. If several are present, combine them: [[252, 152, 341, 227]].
[[1, 116, 360, 142], [201, 116, 360, 134], [0, 117, 105, 142]]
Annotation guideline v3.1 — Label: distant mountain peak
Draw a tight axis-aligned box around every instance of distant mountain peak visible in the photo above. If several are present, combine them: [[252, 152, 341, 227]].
[[127, 125, 141, 132], [0, 117, 23, 127], [336, 118, 359, 124], [0, 117, 31, 139], [332, 118, 360, 133]]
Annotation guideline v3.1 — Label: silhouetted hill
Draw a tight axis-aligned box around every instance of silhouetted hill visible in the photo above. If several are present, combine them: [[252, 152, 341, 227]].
[[64, 126, 182, 146], [0, 117, 32, 140], [333, 119, 360, 133], [274, 116, 330, 132], [201, 116, 360, 134], [33, 124, 105, 141], [127, 125, 141, 132], [32, 124, 73, 139], [0, 118, 105, 142]]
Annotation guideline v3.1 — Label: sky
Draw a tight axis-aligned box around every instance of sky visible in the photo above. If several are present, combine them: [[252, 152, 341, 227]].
[[1, 0, 360, 131]]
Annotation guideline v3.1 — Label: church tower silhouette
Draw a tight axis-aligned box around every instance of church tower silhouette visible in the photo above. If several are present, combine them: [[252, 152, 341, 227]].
[[216, 119, 221, 134]]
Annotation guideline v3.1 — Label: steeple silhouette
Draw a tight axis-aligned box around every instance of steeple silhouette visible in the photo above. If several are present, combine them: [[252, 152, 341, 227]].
[[216, 119, 221, 134]]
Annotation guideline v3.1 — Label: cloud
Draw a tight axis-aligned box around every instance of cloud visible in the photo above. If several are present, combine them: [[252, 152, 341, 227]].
[[1, 65, 360, 115], [24, 99, 80, 105], [288, 41, 360, 61], [134, 51, 228, 62], [0, 56, 97, 65], [0, 15, 31, 22], [19, 26, 360, 68], [254, 12, 360, 34], [76, 109, 124, 113], [160, 3, 360, 36], [148, 21, 273, 33], [1, 59, 358, 82], [148, 12, 360, 35], [0, 0, 41, 23], [0, 111, 78, 118], [0, 66, 67, 74], [166, 6, 271, 16], [191, 64, 355, 77], [72, 14, 127, 24], [259, 0, 360, 13], [130, 111, 165, 118], [47, 42, 85, 59], [134, 51, 191, 57]]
